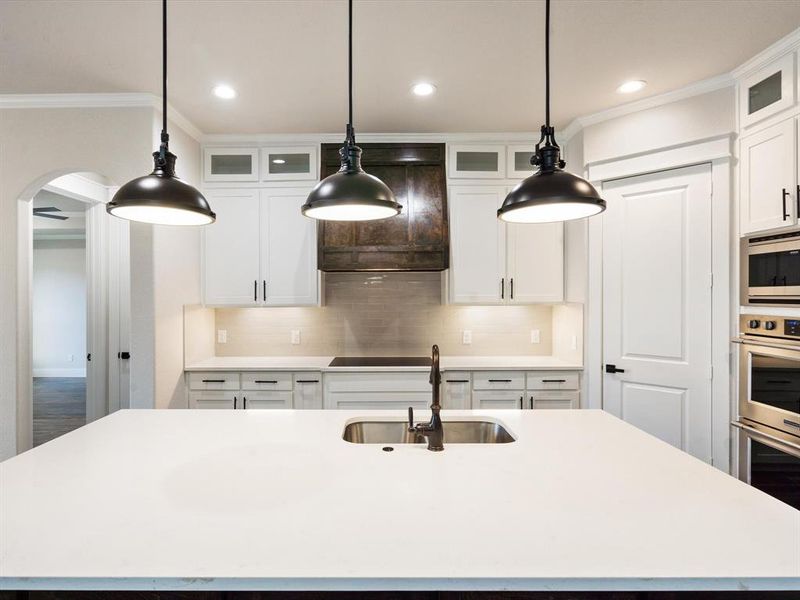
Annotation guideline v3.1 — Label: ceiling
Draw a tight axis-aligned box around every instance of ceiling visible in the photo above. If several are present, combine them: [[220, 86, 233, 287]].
[[32, 190, 87, 236], [2, 0, 800, 134]]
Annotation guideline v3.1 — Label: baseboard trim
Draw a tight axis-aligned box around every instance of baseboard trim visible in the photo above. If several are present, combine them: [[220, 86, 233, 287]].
[[32, 368, 86, 378]]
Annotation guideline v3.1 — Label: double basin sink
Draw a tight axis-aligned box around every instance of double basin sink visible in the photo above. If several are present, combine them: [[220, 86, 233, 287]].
[[343, 419, 515, 444]]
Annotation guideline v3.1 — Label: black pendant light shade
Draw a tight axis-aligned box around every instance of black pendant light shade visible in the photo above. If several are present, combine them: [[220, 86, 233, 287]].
[[108, 0, 215, 226], [497, 0, 605, 224], [301, 0, 401, 221]]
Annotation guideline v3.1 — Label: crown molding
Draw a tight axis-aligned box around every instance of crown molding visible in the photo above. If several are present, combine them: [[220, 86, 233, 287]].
[[0, 92, 202, 141], [731, 27, 800, 80], [200, 131, 540, 145]]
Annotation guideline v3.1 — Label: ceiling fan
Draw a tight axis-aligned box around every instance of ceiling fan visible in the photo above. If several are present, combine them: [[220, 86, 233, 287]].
[[33, 207, 69, 221]]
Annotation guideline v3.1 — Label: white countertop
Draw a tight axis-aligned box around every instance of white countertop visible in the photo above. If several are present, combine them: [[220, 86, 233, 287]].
[[184, 355, 583, 372], [2, 409, 798, 592]]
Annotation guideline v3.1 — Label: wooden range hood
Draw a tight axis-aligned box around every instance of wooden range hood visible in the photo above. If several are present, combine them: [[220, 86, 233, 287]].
[[316, 143, 449, 272]]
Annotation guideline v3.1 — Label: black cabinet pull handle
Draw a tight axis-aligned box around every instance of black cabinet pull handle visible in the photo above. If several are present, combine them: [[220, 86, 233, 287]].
[[296, 379, 319, 383], [796, 185, 799, 218], [263, 280, 267, 301], [519, 396, 523, 409], [254, 380, 278, 384], [501, 278, 505, 299], [767, 379, 792, 384], [605, 364, 625, 374], [118, 351, 131, 359], [529, 396, 533, 409], [233, 396, 237, 409], [510, 277, 514, 300], [254, 280, 258, 302], [782, 188, 790, 220], [446, 379, 470, 383], [243, 396, 247, 409], [541, 379, 566, 383], [87, 353, 92, 362], [202, 379, 225, 383], [488, 379, 512, 383]]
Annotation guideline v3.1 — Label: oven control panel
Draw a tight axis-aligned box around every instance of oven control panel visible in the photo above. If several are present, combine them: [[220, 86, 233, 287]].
[[741, 314, 800, 342]]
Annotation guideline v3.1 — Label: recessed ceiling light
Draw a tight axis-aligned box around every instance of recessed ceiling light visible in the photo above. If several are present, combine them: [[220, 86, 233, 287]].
[[272, 159, 286, 164], [616, 80, 647, 94], [411, 82, 436, 96], [212, 84, 237, 99]]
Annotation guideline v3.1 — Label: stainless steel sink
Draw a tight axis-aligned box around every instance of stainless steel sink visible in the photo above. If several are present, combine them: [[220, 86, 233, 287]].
[[342, 420, 515, 444]]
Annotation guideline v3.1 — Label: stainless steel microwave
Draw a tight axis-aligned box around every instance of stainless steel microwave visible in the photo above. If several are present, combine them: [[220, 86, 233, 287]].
[[742, 230, 800, 305]]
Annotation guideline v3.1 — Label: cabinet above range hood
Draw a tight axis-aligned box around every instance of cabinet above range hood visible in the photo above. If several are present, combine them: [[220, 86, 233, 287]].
[[316, 143, 449, 272]]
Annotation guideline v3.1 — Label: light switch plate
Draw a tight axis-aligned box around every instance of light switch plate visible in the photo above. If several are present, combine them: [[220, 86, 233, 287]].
[[217, 330, 227, 344], [530, 329, 540, 344], [462, 330, 472, 345], [291, 329, 301, 345]]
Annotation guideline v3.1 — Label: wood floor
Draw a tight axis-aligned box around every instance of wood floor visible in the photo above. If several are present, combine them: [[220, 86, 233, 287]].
[[32, 377, 86, 447]]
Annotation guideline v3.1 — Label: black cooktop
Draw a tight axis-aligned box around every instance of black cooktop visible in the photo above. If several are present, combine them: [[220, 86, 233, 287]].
[[329, 356, 431, 367]]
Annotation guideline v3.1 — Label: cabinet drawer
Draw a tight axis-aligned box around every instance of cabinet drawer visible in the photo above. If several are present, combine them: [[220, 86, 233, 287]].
[[327, 394, 431, 411], [472, 390, 525, 410], [325, 372, 430, 393], [242, 391, 293, 409], [442, 371, 471, 409], [472, 371, 525, 390], [529, 391, 579, 410], [189, 391, 236, 409], [241, 372, 293, 391], [188, 372, 240, 391], [526, 372, 579, 391]]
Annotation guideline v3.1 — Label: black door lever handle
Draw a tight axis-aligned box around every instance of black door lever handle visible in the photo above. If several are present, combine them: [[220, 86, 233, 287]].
[[605, 364, 625, 374]]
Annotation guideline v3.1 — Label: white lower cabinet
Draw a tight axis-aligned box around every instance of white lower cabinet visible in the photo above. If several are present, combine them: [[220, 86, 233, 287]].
[[442, 372, 471, 409], [473, 390, 525, 410], [293, 374, 323, 409], [243, 391, 293, 409], [471, 370, 581, 410], [189, 391, 237, 410], [324, 372, 431, 410], [529, 392, 579, 410]]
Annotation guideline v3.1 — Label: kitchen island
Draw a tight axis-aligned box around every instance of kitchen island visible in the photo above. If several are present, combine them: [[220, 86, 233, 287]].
[[1, 409, 798, 597]]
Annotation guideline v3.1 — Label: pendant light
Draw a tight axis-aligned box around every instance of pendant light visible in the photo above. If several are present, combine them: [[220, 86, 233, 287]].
[[107, 0, 216, 226], [497, 0, 605, 224], [301, 0, 401, 221]]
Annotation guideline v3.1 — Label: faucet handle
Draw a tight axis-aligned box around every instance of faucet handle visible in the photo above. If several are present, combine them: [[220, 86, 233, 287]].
[[408, 406, 415, 431]]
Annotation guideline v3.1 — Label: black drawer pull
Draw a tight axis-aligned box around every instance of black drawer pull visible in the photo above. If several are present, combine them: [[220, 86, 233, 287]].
[[488, 379, 512, 383], [296, 379, 319, 383], [243, 396, 247, 409], [254, 380, 278, 384], [519, 396, 523, 409], [233, 396, 237, 409], [446, 379, 470, 383], [541, 379, 566, 383], [202, 379, 225, 383], [767, 380, 792, 384], [529, 396, 533, 409]]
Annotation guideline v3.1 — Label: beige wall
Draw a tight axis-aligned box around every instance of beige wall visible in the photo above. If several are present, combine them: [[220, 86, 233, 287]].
[[0, 106, 153, 460], [215, 272, 556, 357]]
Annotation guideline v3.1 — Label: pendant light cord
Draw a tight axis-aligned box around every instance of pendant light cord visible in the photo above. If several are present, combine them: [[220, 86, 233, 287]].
[[544, 0, 550, 129], [346, 0, 355, 145], [159, 0, 170, 160]]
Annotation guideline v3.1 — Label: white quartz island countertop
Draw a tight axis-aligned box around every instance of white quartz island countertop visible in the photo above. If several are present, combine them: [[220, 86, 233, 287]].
[[184, 355, 583, 371], [1, 409, 798, 592]]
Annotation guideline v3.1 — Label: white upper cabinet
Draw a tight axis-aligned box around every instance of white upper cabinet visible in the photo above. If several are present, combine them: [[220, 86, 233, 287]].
[[203, 187, 318, 306], [739, 53, 796, 129], [261, 146, 318, 182], [203, 147, 259, 182], [506, 145, 537, 179], [203, 189, 261, 305], [507, 221, 564, 303], [448, 144, 506, 179], [260, 188, 317, 306], [449, 187, 507, 303], [740, 119, 798, 234], [449, 186, 564, 304]]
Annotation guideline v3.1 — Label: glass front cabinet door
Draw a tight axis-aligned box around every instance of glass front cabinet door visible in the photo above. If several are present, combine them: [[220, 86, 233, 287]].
[[203, 148, 259, 182], [261, 146, 318, 181], [448, 144, 506, 179], [739, 53, 796, 129]]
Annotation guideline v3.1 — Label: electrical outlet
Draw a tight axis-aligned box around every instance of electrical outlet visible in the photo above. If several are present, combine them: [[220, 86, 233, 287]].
[[462, 330, 472, 345], [530, 329, 541, 344], [291, 329, 301, 345], [217, 329, 227, 344]]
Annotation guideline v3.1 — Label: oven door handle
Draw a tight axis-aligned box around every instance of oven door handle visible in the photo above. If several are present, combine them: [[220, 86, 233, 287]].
[[733, 421, 800, 455]]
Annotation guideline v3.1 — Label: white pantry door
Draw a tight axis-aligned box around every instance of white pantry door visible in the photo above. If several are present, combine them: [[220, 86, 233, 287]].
[[602, 164, 713, 463]]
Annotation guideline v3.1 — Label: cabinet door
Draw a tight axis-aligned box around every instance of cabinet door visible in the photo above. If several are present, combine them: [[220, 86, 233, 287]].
[[189, 391, 237, 409], [529, 391, 579, 410], [442, 372, 471, 409], [740, 119, 797, 234], [242, 391, 293, 409], [203, 189, 261, 305], [448, 145, 505, 179], [262, 146, 317, 181], [294, 374, 323, 409], [260, 188, 318, 306], [449, 187, 507, 304], [507, 221, 564, 303], [472, 390, 524, 410], [204, 148, 259, 182], [740, 53, 796, 129]]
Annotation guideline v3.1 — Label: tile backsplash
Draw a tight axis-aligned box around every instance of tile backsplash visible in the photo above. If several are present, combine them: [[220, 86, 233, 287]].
[[214, 272, 560, 357]]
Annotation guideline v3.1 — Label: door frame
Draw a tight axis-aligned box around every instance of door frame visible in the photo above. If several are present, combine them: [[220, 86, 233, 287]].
[[584, 134, 734, 472]]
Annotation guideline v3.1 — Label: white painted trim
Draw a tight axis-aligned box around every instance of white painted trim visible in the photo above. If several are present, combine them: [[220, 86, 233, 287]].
[[731, 27, 800, 80], [200, 132, 540, 145], [32, 368, 86, 378], [43, 173, 111, 204], [561, 74, 734, 145], [0, 93, 202, 141], [587, 135, 733, 183]]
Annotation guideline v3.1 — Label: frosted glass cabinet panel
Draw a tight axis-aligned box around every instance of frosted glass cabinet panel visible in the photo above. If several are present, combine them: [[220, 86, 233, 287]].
[[204, 148, 259, 182], [506, 145, 537, 179], [739, 53, 796, 128], [262, 146, 318, 181], [448, 144, 505, 178]]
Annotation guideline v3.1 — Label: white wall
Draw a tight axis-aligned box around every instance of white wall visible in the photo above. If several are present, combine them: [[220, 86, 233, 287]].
[[32, 239, 86, 377]]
